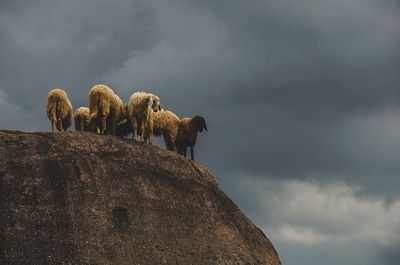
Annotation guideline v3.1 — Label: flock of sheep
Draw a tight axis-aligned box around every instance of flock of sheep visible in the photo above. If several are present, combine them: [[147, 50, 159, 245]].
[[45, 84, 207, 160]]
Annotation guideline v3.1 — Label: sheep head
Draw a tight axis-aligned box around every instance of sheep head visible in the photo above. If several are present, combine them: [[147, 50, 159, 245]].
[[148, 95, 161, 112], [192, 116, 208, 133]]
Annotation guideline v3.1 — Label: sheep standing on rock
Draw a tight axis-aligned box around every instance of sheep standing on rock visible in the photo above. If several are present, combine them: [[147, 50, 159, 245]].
[[46, 88, 73, 132], [128, 91, 161, 144], [176, 116, 208, 161], [89, 84, 124, 135], [152, 109, 180, 151], [73, 107, 95, 132], [115, 106, 132, 137]]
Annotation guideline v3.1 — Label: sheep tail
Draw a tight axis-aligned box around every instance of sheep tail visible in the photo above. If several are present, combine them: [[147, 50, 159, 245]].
[[89, 91, 104, 131], [55, 98, 62, 122], [89, 92, 98, 118]]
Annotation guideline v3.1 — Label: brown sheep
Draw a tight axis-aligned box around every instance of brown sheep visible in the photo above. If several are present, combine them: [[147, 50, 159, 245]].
[[73, 107, 96, 132], [176, 116, 208, 160], [151, 109, 180, 151], [46, 88, 73, 132], [128, 91, 161, 143], [89, 84, 124, 135]]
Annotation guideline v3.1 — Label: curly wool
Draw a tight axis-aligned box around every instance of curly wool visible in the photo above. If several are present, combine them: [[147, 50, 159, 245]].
[[128, 91, 161, 144], [152, 109, 180, 151], [74, 107, 96, 132], [46, 88, 73, 132], [89, 84, 124, 135]]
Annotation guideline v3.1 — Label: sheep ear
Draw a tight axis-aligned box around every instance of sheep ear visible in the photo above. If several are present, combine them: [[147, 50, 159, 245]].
[[158, 105, 161, 111], [147, 97, 153, 108], [203, 122, 208, 131]]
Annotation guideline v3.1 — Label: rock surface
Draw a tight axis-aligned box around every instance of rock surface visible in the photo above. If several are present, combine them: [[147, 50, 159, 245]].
[[0, 130, 281, 265]]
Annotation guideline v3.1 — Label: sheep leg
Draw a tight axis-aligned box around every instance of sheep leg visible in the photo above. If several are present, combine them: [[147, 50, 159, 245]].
[[190, 146, 194, 160], [140, 121, 145, 143], [96, 114, 101, 134], [131, 118, 138, 141], [143, 128, 149, 144], [51, 121, 54, 132], [62, 119, 70, 131], [183, 147, 187, 158], [148, 131, 154, 145], [164, 135, 175, 151], [111, 119, 117, 136], [101, 116, 107, 135], [57, 119, 63, 132]]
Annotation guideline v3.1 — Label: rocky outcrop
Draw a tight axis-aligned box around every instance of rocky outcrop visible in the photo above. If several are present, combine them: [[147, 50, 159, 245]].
[[0, 130, 281, 265]]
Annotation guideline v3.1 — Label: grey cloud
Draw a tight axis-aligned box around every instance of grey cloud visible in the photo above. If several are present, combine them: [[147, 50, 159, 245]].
[[380, 240, 400, 265], [277, 241, 383, 265], [0, 0, 155, 110], [224, 176, 400, 265]]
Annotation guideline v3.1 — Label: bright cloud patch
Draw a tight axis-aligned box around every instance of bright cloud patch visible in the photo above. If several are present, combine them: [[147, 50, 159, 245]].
[[228, 177, 400, 245]]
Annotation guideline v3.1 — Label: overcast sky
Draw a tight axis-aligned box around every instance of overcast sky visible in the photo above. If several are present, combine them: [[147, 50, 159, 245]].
[[1, 0, 400, 264]]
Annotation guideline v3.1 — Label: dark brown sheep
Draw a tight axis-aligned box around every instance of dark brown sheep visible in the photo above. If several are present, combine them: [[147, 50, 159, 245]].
[[176, 115, 208, 160]]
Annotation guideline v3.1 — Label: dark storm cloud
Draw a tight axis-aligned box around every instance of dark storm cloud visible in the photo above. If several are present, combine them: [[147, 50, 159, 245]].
[[1, 1, 400, 264], [172, 0, 400, 198], [0, 0, 155, 114], [380, 240, 400, 265]]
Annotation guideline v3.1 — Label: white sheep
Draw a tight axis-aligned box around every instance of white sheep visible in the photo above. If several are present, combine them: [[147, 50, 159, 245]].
[[88, 84, 124, 135], [127, 91, 160, 144], [176, 116, 208, 160], [152, 109, 180, 151], [46, 88, 73, 132], [73, 107, 95, 132]]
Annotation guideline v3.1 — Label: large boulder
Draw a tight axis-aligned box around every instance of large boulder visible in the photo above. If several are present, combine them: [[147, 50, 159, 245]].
[[0, 130, 281, 265]]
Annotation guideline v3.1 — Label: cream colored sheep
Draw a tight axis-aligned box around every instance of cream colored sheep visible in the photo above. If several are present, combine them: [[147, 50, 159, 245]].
[[176, 116, 208, 160], [128, 91, 161, 143], [88, 84, 124, 135], [73, 107, 96, 132], [46, 88, 73, 132], [151, 109, 180, 151]]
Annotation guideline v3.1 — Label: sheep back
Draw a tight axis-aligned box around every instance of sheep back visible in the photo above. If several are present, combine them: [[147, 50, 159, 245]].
[[88, 84, 124, 134], [153, 109, 180, 151], [46, 88, 73, 131], [73, 107, 95, 132]]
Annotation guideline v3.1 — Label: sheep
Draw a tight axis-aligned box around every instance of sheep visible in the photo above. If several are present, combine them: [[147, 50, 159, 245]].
[[128, 91, 161, 143], [88, 84, 124, 135], [46, 88, 73, 132], [115, 106, 132, 137], [151, 109, 180, 151], [73, 107, 96, 132], [176, 115, 208, 161], [115, 107, 180, 152]]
